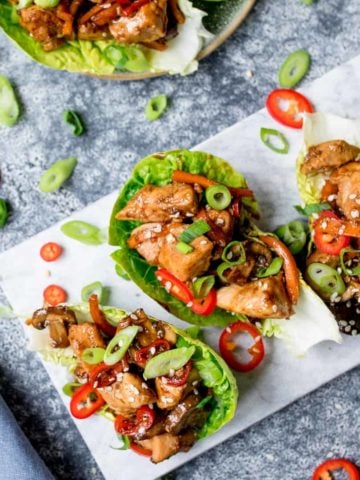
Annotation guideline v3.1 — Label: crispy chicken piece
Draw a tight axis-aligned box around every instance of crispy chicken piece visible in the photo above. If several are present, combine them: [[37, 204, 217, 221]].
[[216, 274, 292, 318], [109, 0, 168, 44], [301, 140, 360, 175], [98, 373, 156, 417], [204, 208, 234, 237], [128, 223, 166, 265], [306, 249, 339, 269], [68, 322, 105, 358], [155, 376, 187, 409], [330, 162, 360, 221], [116, 184, 198, 223], [20, 6, 65, 51], [165, 394, 208, 435], [137, 431, 196, 463]]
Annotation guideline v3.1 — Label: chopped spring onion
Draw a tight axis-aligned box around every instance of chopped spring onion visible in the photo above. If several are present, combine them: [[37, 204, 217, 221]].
[[274, 220, 307, 255], [306, 262, 345, 300], [62, 382, 81, 397], [104, 326, 139, 366], [63, 110, 85, 136], [34, 0, 60, 7], [260, 128, 289, 154], [179, 220, 211, 244], [39, 157, 77, 193], [339, 248, 360, 276], [143, 346, 195, 379], [192, 275, 215, 299], [256, 257, 283, 278], [61, 220, 103, 245], [294, 203, 331, 216], [81, 281, 106, 304], [221, 241, 246, 265], [205, 185, 232, 210], [81, 347, 106, 365], [145, 95, 168, 121], [216, 262, 233, 283], [115, 264, 130, 281], [176, 241, 194, 254], [111, 434, 130, 451], [195, 395, 213, 410], [0, 198, 9, 228], [278, 50, 311, 88], [0, 75, 20, 127]]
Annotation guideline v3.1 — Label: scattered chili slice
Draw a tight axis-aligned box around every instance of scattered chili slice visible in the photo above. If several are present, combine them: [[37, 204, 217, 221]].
[[155, 269, 193, 304], [163, 360, 192, 386], [40, 242, 63, 262], [312, 458, 360, 480], [89, 294, 116, 338], [69, 382, 105, 419], [43, 284, 67, 306], [219, 321, 265, 373], [266, 88, 314, 129], [313, 210, 350, 255], [133, 339, 171, 367], [130, 442, 152, 457]]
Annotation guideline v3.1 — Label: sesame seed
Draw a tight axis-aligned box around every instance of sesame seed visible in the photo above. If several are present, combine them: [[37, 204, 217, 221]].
[[272, 305, 278, 313], [149, 347, 156, 355], [194, 389, 199, 395], [327, 194, 337, 202], [344, 325, 352, 333], [349, 193, 357, 200], [192, 380, 199, 386], [165, 281, 172, 292], [349, 320, 355, 326], [339, 320, 348, 327], [216, 218, 225, 226], [186, 212, 194, 217], [245, 69, 253, 78], [346, 301, 352, 308], [93, 381, 98, 388], [200, 240, 208, 245], [351, 329, 358, 336], [351, 209, 360, 219], [321, 221, 328, 229], [128, 396, 135, 403], [144, 230, 152, 239], [337, 267, 342, 274], [338, 226, 346, 235], [142, 382, 148, 389], [226, 327, 231, 333], [130, 313, 138, 320], [153, 224, 162, 233], [169, 369, 175, 377], [356, 198, 360, 205], [186, 302, 193, 307]]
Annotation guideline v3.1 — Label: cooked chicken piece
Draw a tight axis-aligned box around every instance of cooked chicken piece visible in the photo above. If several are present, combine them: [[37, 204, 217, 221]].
[[135, 415, 167, 440], [223, 257, 256, 286], [158, 225, 213, 282], [155, 321, 177, 344], [165, 394, 208, 435], [20, 6, 65, 51], [98, 373, 156, 417], [307, 249, 339, 269], [117, 308, 158, 347], [301, 140, 360, 175], [78, 23, 111, 41], [330, 162, 360, 220], [137, 431, 196, 463], [248, 241, 273, 265], [109, 0, 168, 44], [204, 208, 234, 236], [216, 274, 292, 318], [155, 376, 187, 409], [68, 322, 105, 358], [116, 184, 198, 223], [128, 223, 166, 265]]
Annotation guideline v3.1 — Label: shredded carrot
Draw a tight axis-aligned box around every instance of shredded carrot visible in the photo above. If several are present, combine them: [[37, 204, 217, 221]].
[[70, 0, 84, 16], [56, 4, 73, 36], [91, 4, 120, 26], [79, 4, 105, 25], [169, 0, 185, 24]]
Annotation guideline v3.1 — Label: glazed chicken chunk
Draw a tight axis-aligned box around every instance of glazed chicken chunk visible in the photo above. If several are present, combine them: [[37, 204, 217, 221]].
[[20, 6, 65, 51], [68, 322, 106, 358], [301, 140, 360, 175], [329, 161, 360, 221]]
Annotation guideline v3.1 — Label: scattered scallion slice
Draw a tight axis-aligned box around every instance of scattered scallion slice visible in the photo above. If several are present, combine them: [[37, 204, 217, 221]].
[[145, 95, 168, 121], [294, 202, 331, 216], [256, 257, 283, 278], [339, 248, 360, 276], [104, 326, 139, 365], [278, 50, 311, 88], [39, 157, 77, 193], [260, 128, 289, 154], [61, 220, 103, 245], [179, 220, 211, 244], [81, 347, 106, 365], [306, 262, 345, 299], [205, 185, 232, 210], [81, 281, 105, 303], [274, 220, 307, 255], [0, 198, 9, 228], [221, 241, 246, 265], [63, 110, 85, 136], [34, 0, 60, 7], [216, 262, 233, 282], [0, 75, 20, 127], [176, 241, 194, 254], [144, 346, 195, 379], [62, 382, 81, 397], [192, 275, 215, 299]]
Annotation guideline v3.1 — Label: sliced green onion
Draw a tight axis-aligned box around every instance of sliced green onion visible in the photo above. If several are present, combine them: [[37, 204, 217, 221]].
[[192, 275, 215, 299], [111, 434, 130, 451], [216, 262, 233, 282], [81, 281, 105, 303], [256, 257, 283, 278], [0, 198, 9, 228], [260, 128, 289, 154], [339, 248, 360, 276], [115, 264, 130, 281], [0, 75, 20, 127], [306, 262, 345, 299], [176, 241, 194, 254], [205, 185, 232, 210], [145, 95, 168, 121], [195, 395, 213, 410], [34, 0, 60, 7], [274, 220, 307, 255], [104, 326, 139, 366], [61, 220, 103, 245], [221, 241, 246, 265], [278, 50, 311, 88], [294, 202, 331, 216], [81, 347, 106, 364], [39, 157, 77, 193], [179, 220, 211, 244], [63, 110, 85, 136], [144, 346, 195, 379], [62, 382, 81, 397]]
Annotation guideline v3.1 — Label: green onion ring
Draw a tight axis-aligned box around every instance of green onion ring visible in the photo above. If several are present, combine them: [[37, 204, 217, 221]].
[[61, 220, 103, 245], [104, 326, 139, 366], [192, 275, 215, 299], [81, 347, 106, 365], [62, 382, 81, 397], [216, 262, 233, 282], [221, 241, 246, 265], [339, 248, 360, 276], [145, 95, 168, 121], [143, 346, 195, 379], [205, 185, 232, 210], [256, 257, 283, 278], [260, 128, 289, 154], [306, 262, 346, 299], [81, 281, 105, 303], [39, 157, 77, 193], [278, 50, 311, 88]]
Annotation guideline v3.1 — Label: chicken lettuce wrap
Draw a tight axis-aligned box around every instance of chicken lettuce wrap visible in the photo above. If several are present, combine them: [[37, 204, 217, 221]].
[[26, 296, 238, 463], [109, 150, 341, 354], [0, 0, 212, 75], [296, 112, 360, 336]]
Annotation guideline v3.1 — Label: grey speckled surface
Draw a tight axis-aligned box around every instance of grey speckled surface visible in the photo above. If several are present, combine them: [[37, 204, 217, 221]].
[[0, 0, 360, 479]]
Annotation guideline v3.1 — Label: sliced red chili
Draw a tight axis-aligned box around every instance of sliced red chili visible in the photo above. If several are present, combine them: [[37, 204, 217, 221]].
[[266, 88, 314, 129], [130, 442, 152, 457], [313, 210, 350, 255], [163, 360, 192, 386], [190, 288, 217, 316], [89, 360, 128, 388], [133, 339, 171, 367], [70, 382, 105, 419], [122, 0, 150, 16], [231, 198, 242, 218], [89, 294, 116, 338], [219, 321, 265, 373], [40, 242, 62, 262], [155, 269, 193, 304], [312, 458, 360, 480], [43, 284, 67, 306], [115, 405, 155, 436]]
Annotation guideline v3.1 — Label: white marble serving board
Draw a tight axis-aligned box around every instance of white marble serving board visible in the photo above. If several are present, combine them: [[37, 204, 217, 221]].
[[1, 55, 360, 480]]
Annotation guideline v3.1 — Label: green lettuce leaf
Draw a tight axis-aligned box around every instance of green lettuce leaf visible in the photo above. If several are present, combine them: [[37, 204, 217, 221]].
[[109, 149, 259, 327]]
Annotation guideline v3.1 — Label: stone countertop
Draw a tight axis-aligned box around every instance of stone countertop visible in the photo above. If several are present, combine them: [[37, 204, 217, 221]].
[[0, 0, 359, 479]]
